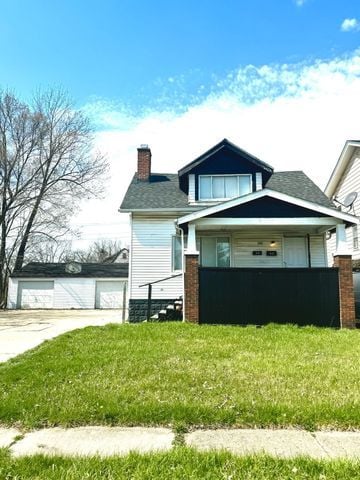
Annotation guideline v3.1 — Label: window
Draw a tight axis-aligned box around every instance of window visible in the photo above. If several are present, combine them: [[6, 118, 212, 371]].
[[199, 175, 252, 200], [353, 226, 359, 250], [172, 235, 183, 271], [199, 237, 230, 267]]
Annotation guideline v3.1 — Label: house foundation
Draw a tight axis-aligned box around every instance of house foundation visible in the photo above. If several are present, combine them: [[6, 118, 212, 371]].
[[333, 255, 356, 329]]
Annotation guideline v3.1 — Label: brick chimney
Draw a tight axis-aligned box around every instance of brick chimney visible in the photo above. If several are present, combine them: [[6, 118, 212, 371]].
[[137, 144, 151, 181]]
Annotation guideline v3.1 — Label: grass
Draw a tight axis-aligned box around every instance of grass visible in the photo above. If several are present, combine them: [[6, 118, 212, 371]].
[[1, 448, 360, 480], [0, 323, 359, 430]]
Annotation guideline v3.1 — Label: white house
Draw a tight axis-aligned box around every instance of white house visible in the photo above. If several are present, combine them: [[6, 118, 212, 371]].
[[120, 139, 358, 328], [325, 140, 360, 264]]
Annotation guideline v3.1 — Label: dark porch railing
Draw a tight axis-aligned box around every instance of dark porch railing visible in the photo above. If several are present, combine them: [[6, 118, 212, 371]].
[[199, 267, 340, 327], [139, 274, 182, 321]]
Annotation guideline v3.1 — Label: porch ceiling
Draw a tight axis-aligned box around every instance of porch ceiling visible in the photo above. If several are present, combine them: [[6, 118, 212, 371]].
[[192, 216, 342, 234], [194, 224, 331, 234]]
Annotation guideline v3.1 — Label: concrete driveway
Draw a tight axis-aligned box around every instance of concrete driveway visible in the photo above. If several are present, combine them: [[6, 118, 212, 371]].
[[0, 309, 124, 363]]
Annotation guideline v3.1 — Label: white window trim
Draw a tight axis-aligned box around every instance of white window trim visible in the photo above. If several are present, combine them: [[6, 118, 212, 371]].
[[172, 235, 184, 272], [353, 225, 359, 251], [198, 174, 252, 201]]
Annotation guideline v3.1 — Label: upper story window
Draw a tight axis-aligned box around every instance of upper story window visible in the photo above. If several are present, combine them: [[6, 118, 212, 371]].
[[199, 174, 252, 200]]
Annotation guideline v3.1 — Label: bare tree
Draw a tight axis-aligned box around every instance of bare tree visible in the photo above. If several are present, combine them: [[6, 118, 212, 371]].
[[0, 89, 108, 306], [25, 240, 73, 263], [69, 239, 124, 263]]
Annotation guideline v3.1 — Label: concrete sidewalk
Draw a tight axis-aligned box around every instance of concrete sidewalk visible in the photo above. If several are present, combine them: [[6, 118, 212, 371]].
[[1, 426, 360, 459]]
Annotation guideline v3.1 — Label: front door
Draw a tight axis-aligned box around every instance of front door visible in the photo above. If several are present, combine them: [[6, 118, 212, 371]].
[[284, 237, 308, 267]]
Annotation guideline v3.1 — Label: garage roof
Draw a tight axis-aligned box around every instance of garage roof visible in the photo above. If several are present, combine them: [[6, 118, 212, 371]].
[[11, 262, 129, 278]]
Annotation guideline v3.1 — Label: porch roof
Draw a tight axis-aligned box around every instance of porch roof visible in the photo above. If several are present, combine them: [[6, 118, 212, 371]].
[[177, 188, 359, 228]]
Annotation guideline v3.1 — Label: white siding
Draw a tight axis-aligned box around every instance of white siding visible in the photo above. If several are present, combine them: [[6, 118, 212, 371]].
[[309, 235, 327, 267], [188, 174, 195, 203], [54, 278, 95, 309], [130, 216, 183, 300], [7, 278, 18, 309], [231, 232, 326, 268], [327, 150, 360, 260], [232, 232, 283, 267], [326, 231, 336, 266]]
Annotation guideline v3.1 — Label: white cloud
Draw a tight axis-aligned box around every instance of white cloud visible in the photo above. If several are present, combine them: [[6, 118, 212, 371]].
[[341, 18, 360, 32], [74, 50, 360, 245], [294, 0, 307, 6]]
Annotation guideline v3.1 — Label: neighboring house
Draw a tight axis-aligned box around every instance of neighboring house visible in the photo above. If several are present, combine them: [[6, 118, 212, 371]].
[[120, 139, 358, 328], [7, 262, 128, 315], [104, 247, 129, 264], [324, 140, 360, 265]]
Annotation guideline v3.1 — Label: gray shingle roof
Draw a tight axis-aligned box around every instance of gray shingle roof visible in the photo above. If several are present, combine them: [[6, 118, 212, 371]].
[[265, 171, 335, 209], [120, 171, 335, 211], [120, 173, 192, 210], [11, 262, 128, 278]]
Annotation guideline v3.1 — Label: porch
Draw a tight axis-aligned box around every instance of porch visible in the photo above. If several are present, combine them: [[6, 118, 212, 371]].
[[181, 222, 356, 328], [199, 267, 340, 327]]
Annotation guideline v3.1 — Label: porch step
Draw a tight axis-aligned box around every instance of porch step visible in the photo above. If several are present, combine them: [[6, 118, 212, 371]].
[[148, 297, 183, 322]]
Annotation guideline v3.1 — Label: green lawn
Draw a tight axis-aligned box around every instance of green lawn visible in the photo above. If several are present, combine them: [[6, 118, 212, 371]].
[[1, 448, 360, 480], [0, 323, 359, 429]]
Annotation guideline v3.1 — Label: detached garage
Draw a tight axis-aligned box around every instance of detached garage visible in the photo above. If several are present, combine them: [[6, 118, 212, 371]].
[[7, 262, 128, 315]]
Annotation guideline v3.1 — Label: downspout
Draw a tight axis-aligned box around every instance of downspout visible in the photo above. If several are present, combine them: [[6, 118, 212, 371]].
[[175, 221, 185, 322], [128, 212, 133, 320], [307, 233, 312, 268]]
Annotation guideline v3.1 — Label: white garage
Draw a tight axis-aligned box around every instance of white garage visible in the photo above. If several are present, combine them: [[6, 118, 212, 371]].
[[8, 262, 128, 316]]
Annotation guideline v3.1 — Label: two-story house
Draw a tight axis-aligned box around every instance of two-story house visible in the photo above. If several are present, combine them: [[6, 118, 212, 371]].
[[120, 139, 358, 328]]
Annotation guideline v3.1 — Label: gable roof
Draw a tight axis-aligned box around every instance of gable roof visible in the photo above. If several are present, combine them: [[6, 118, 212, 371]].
[[266, 171, 334, 208], [178, 138, 273, 177], [325, 140, 360, 198], [103, 248, 129, 264], [177, 188, 358, 226], [11, 262, 129, 278]]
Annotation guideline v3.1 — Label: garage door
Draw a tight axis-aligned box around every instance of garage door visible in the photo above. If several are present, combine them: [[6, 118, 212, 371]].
[[95, 281, 126, 309], [18, 281, 54, 309]]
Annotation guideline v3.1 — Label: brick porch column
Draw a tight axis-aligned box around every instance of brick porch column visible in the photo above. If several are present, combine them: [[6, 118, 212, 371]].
[[184, 254, 199, 323], [333, 255, 356, 329]]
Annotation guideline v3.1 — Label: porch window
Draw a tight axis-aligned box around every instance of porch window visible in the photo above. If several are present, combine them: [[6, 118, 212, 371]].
[[199, 237, 230, 267], [172, 235, 183, 271], [199, 175, 251, 200]]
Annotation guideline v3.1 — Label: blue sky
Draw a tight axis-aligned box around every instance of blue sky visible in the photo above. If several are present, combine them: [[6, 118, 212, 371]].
[[2, 0, 360, 246], [2, 0, 360, 111]]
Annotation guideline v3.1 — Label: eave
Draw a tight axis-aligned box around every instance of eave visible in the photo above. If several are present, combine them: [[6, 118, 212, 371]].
[[177, 188, 359, 226], [325, 140, 360, 198]]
